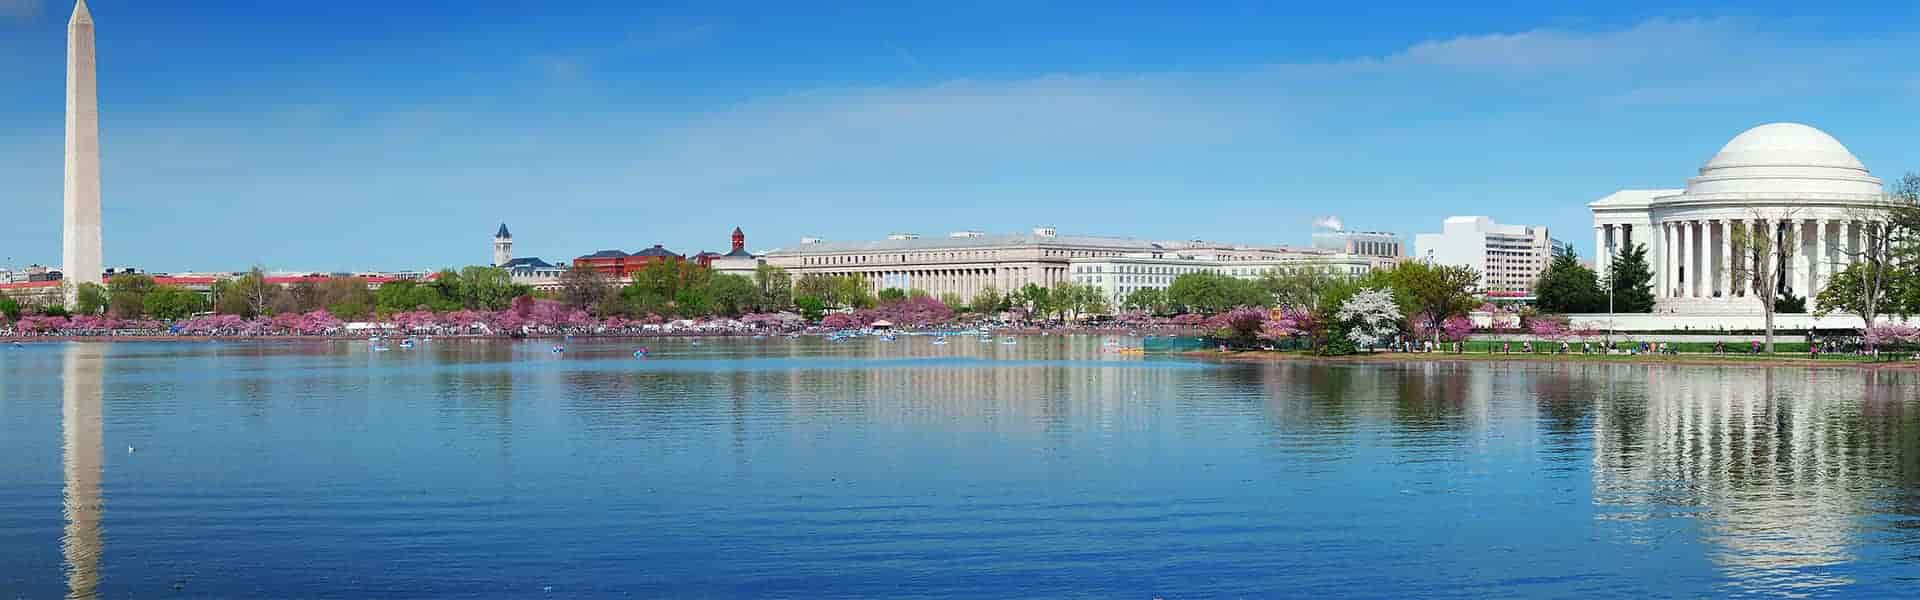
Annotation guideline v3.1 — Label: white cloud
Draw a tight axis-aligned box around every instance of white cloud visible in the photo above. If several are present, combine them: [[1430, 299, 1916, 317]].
[[1385, 18, 1740, 73]]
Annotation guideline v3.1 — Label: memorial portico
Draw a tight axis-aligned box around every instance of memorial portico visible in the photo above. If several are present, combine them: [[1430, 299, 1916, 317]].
[[1589, 123, 1890, 315]]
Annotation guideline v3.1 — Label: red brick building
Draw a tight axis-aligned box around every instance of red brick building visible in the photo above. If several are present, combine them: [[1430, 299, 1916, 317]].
[[573, 245, 683, 278]]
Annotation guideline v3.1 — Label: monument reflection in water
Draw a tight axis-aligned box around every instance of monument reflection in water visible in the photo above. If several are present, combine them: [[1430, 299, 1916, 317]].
[[61, 343, 104, 600]]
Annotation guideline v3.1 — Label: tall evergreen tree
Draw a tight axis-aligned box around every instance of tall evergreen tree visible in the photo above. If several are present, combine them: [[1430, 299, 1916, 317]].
[[1534, 245, 1605, 313], [1604, 242, 1656, 313]]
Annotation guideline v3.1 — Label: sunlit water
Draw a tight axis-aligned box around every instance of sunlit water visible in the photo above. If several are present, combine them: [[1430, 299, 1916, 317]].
[[4, 337, 1920, 598]]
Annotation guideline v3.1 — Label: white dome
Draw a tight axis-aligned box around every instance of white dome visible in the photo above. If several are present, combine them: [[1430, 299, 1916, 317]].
[[1682, 122, 1880, 197], [1703, 122, 1864, 171]]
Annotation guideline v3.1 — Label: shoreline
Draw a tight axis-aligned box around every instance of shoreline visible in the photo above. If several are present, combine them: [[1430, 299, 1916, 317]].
[[1186, 349, 1920, 370], [1, 327, 1200, 345]]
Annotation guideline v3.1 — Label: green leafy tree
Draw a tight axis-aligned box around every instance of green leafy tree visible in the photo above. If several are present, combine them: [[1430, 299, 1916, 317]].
[[792, 274, 873, 309], [1256, 267, 1349, 309], [1605, 242, 1657, 313], [621, 260, 719, 316], [753, 264, 793, 311], [429, 269, 465, 307], [105, 273, 157, 318], [1165, 271, 1269, 314], [1373, 261, 1479, 342], [878, 288, 908, 303], [1122, 288, 1170, 315], [1046, 281, 1108, 320], [73, 282, 109, 315], [794, 296, 828, 321], [458, 266, 524, 311], [1534, 245, 1605, 314], [0, 297, 22, 321], [969, 286, 1006, 314], [1015, 283, 1052, 319], [674, 287, 711, 316], [142, 285, 207, 320], [376, 280, 456, 314], [706, 274, 760, 316], [939, 292, 966, 312]]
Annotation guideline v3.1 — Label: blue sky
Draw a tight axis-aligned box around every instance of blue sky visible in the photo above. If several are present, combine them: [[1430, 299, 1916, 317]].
[[2, 0, 1918, 273]]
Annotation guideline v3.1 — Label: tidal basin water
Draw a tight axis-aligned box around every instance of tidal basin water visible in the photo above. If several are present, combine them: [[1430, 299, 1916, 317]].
[[5, 338, 1920, 597]]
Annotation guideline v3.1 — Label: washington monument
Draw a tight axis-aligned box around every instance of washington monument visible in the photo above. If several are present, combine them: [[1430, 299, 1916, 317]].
[[64, 0, 102, 305]]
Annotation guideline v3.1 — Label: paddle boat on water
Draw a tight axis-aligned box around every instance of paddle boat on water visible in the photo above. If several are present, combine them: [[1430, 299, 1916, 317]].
[[634, 348, 650, 359], [551, 345, 566, 354], [932, 337, 949, 346]]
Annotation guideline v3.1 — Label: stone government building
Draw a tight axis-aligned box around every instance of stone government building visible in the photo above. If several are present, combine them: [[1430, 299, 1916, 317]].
[[1591, 123, 1895, 316], [757, 227, 1399, 304]]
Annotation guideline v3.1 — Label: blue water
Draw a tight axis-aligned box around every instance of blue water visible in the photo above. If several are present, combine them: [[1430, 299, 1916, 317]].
[[4, 337, 1920, 598]]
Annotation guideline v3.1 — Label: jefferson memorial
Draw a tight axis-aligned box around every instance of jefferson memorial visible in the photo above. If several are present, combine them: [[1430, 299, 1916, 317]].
[[1590, 123, 1888, 315]]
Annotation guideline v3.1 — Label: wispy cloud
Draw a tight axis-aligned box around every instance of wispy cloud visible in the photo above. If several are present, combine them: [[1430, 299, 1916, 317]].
[[1384, 18, 1739, 73], [0, 0, 42, 22], [625, 17, 1900, 181]]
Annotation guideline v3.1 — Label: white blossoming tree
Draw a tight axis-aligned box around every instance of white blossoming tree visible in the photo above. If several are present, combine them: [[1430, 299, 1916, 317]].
[[1337, 288, 1402, 352]]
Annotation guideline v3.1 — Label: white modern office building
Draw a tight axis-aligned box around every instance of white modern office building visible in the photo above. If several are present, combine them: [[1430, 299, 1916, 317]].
[[1069, 251, 1394, 306], [1590, 122, 1893, 315], [1414, 217, 1553, 294]]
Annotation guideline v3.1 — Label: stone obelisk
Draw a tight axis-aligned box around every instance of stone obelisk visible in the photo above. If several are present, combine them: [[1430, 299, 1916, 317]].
[[64, 0, 102, 307]]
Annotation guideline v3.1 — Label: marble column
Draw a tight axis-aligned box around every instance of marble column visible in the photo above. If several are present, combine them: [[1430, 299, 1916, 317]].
[[1678, 221, 1693, 298], [1594, 226, 1608, 282], [1712, 219, 1728, 296], [1691, 221, 1704, 297], [1847, 220, 1860, 267], [1813, 218, 1829, 295], [1718, 219, 1733, 298], [1758, 218, 1766, 298], [1660, 222, 1673, 299], [1797, 220, 1813, 296]]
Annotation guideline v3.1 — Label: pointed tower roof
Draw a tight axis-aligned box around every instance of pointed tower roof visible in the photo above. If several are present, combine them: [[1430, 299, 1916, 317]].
[[71, 0, 93, 26], [495, 223, 511, 238]]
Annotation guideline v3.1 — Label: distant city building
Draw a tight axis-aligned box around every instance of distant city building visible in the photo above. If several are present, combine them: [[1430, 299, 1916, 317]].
[[489, 223, 564, 290], [760, 226, 1392, 301], [708, 227, 763, 278], [573, 245, 683, 278], [761, 227, 1155, 299], [493, 223, 513, 267], [1071, 250, 1395, 306], [1310, 216, 1403, 258], [1414, 216, 1552, 295]]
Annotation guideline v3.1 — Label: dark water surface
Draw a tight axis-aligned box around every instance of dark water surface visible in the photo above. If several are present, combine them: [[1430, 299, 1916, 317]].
[[5, 337, 1920, 598]]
